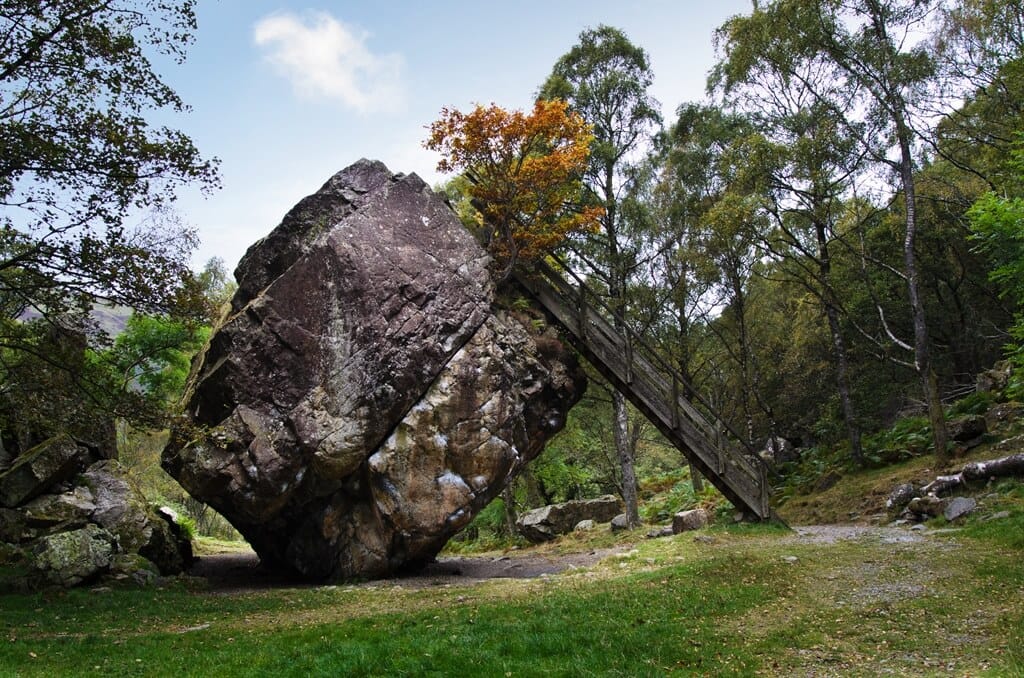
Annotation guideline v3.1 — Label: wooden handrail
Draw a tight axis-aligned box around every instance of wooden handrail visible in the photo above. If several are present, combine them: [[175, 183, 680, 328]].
[[514, 258, 776, 518]]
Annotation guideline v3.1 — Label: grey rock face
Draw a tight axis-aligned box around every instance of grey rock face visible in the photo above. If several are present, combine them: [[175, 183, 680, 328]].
[[0, 434, 92, 508], [516, 495, 623, 543], [943, 497, 977, 522], [0, 456, 192, 589], [163, 160, 585, 580], [31, 523, 115, 587]]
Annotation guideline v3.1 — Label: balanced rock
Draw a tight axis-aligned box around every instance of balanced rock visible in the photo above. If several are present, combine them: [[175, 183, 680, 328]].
[[163, 160, 585, 580]]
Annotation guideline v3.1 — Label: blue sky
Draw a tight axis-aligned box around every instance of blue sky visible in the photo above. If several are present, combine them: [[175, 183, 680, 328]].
[[164, 1, 752, 270]]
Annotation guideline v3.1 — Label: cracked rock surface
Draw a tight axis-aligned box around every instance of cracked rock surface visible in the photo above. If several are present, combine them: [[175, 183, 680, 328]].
[[163, 159, 585, 580]]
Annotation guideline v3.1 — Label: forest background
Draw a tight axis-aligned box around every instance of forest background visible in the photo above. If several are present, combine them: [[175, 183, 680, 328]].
[[2, 0, 1024, 540]]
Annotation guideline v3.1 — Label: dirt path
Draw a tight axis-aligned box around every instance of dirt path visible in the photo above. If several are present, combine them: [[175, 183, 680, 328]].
[[189, 543, 632, 592]]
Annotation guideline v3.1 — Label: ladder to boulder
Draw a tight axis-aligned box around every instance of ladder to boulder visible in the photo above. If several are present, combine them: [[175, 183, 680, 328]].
[[514, 260, 774, 520]]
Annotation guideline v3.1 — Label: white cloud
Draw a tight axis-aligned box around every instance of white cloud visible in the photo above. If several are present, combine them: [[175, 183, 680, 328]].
[[253, 11, 405, 114]]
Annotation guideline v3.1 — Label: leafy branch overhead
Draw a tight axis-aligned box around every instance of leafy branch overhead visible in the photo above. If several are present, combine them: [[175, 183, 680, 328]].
[[425, 99, 603, 274]]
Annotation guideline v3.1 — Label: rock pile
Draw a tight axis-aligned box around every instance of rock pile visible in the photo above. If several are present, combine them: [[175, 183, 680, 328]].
[[163, 159, 586, 580], [0, 434, 192, 590]]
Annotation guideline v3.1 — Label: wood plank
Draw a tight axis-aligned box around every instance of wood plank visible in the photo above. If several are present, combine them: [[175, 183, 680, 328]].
[[515, 268, 772, 518]]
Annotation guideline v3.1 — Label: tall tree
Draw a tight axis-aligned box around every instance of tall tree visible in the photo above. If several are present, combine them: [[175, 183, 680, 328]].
[[710, 14, 869, 464], [539, 25, 662, 528], [425, 99, 602, 278], [714, 0, 951, 461], [0, 1, 217, 442]]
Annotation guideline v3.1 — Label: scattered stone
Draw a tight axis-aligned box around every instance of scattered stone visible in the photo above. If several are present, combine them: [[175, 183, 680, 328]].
[[943, 497, 978, 522], [907, 495, 946, 518], [910, 524, 927, 532], [782, 555, 799, 563], [645, 526, 673, 539], [693, 535, 716, 545], [573, 519, 596, 532], [988, 403, 1024, 431], [672, 508, 709, 533], [886, 483, 917, 512], [947, 415, 987, 444], [518, 497, 620, 543], [986, 511, 1011, 521], [610, 513, 630, 532]]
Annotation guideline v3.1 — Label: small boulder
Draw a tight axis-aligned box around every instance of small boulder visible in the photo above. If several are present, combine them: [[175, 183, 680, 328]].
[[947, 415, 987, 444], [907, 494, 946, 518], [516, 496, 622, 543], [886, 483, 918, 512], [107, 553, 160, 587], [943, 497, 977, 522], [758, 436, 799, 468], [573, 519, 596, 532], [672, 508, 710, 533], [610, 513, 630, 532], [21, 487, 96, 534], [976, 361, 1012, 394]]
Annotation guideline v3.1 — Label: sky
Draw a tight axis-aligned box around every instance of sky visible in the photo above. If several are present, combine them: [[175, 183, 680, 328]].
[[162, 1, 753, 271]]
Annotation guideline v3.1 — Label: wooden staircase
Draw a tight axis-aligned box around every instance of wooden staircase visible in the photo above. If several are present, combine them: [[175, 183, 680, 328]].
[[514, 261, 774, 520]]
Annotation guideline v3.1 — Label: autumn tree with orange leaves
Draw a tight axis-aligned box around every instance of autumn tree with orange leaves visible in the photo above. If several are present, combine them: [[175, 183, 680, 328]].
[[425, 99, 603, 276]]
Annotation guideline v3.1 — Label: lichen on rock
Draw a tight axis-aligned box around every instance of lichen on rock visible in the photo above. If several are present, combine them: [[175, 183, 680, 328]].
[[163, 159, 586, 580]]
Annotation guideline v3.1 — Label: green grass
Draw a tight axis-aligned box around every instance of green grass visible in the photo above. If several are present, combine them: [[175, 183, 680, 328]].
[[1, 553, 770, 676], [1, 521, 1022, 677]]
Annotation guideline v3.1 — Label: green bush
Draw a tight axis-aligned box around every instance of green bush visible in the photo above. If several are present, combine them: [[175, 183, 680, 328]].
[[947, 391, 996, 418], [862, 416, 932, 465]]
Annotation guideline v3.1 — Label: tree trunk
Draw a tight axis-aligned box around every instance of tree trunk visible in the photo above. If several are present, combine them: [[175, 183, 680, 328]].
[[898, 127, 949, 462], [813, 218, 864, 466], [501, 484, 517, 536], [921, 452, 1024, 495], [612, 389, 641, 528], [825, 302, 864, 466]]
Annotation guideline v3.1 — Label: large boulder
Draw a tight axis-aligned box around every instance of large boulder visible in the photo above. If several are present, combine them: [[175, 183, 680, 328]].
[[516, 495, 623, 543], [163, 160, 585, 580]]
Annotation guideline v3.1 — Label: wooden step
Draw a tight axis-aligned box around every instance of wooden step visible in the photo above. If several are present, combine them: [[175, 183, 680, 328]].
[[515, 264, 772, 519]]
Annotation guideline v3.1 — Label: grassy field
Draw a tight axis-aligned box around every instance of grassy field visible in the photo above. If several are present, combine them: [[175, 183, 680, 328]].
[[1, 514, 1021, 677]]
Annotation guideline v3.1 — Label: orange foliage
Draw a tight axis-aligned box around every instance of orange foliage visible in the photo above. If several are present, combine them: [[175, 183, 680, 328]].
[[425, 99, 603, 271]]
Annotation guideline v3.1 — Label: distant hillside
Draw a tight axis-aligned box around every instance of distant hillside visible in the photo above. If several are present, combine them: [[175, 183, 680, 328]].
[[19, 303, 132, 337]]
